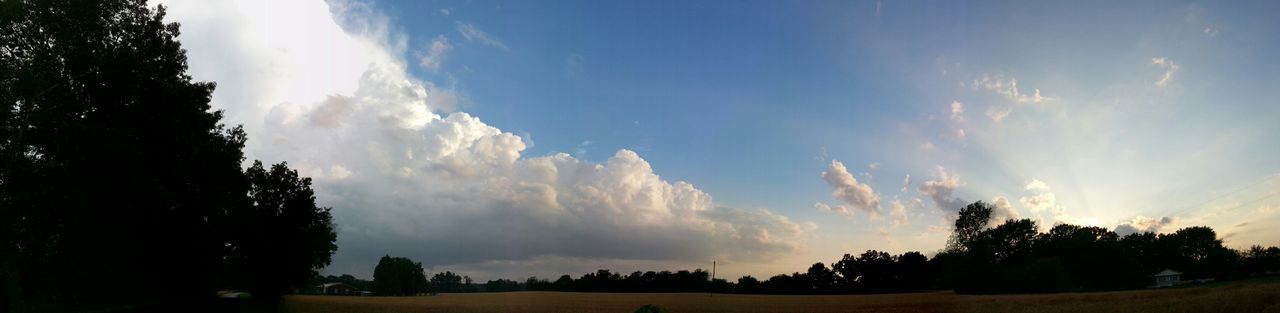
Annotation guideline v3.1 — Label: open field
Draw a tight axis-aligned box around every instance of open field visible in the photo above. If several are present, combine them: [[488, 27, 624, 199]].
[[282, 278, 1280, 313]]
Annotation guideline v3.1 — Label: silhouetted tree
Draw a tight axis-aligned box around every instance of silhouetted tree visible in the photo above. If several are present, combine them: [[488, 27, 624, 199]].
[[735, 276, 761, 294], [948, 201, 994, 252], [806, 262, 837, 293], [553, 274, 575, 291], [1, 0, 258, 310], [430, 271, 465, 293], [372, 255, 427, 296], [896, 251, 931, 291], [222, 161, 337, 300]]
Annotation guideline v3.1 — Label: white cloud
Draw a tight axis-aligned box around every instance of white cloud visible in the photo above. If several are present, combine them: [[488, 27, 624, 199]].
[[973, 74, 1056, 104], [457, 22, 509, 50], [439, 8, 451, 16], [918, 166, 964, 211], [1203, 26, 1218, 36], [418, 35, 452, 72], [952, 128, 966, 141], [985, 105, 1011, 122], [900, 174, 911, 193], [573, 140, 592, 157], [821, 160, 881, 216], [1024, 179, 1051, 192], [889, 199, 919, 226], [990, 196, 1020, 226], [1019, 179, 1065, 220], [920, 141, 935, 150], [1152, 57, 1180, 88], [162, 0, 807, 278], [815, 202, 852, 217], [1114, 216, 1175, 236], [868, 162, 881, 170], [950, 101, 965, 123]]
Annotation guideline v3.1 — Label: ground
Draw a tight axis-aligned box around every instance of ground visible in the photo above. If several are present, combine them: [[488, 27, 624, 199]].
[[281, 277, 1280, 313]]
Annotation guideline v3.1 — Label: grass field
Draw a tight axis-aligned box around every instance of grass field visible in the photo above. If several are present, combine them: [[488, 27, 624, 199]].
[[281, 278, 1280, 313]]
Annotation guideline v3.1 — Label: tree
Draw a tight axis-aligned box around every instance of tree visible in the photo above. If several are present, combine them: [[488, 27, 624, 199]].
[[553, 274, 575, 291], [1158, 226, 1235, 279], [896, 251, 931, 291], [430, 271, 464, 293], [222, 161, 337, 300], [735, 276, 761, 294], [948, 201, 995, 252], [2, 0, 252, 310], [806, 262, 837, 293], [979, 219, 1039, 265], [372, 255, 427, 296]]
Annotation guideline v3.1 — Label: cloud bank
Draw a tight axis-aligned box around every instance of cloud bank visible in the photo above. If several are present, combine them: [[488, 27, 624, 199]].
[[159, 0, 807, 278]]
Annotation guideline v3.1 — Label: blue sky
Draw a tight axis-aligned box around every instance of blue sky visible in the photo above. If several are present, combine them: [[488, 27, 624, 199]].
[[161, 0, 1280, 280]]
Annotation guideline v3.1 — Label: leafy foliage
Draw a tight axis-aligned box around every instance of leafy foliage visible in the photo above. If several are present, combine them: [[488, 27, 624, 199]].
[[0, 1, 336, 310], [372, 255, 428, 296]]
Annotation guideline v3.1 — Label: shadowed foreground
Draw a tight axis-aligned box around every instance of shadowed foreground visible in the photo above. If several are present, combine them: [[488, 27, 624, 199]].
[[282, 280, 1280, 313]]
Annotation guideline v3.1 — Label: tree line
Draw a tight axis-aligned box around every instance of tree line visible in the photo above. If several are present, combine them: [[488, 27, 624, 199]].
[[346, 201, 1280, 296], [2, 1, 338, 311]]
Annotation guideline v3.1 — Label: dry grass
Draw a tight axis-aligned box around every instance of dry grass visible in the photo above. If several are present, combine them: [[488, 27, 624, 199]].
[[281, 281, 1280, 313]]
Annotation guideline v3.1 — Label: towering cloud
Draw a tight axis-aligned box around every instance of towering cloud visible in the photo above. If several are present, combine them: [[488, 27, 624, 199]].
[[160, 0, 808, 278]]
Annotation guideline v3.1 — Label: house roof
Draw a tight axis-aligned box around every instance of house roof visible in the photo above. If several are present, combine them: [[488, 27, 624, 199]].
[[1152, 269, 1182, 277]]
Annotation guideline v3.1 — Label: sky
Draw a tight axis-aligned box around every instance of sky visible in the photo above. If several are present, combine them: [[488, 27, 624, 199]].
[[155, 0, 1280, 281]]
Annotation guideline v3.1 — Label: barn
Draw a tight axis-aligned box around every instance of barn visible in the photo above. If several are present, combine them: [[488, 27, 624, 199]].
[[1150, 269, 1182, 287], [318, 282, 357, 295]]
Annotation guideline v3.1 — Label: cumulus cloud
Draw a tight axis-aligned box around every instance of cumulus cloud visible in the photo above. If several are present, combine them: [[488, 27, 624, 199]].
[[918, 166, 964, 211], [990, 196, 1020, 226], [162, 0, 807, 278], [820, 160, 881, 216], [1152, 57, 1180, 87], [900, 174, 911, 193], [418, 35, 452, 72], [1019, 179, 1065, 220], [457, 22, 508, 50], [1114, 216, 1175, 236]]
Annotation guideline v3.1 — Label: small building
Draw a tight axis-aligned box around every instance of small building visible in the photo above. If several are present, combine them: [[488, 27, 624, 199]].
[[1150, 269, 1182, 287], [318, 282, 357, 295]]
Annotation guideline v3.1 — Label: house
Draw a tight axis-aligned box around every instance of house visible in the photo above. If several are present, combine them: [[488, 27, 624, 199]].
[[1150, 269, 1182, 287], [318, 282, 357, 295]]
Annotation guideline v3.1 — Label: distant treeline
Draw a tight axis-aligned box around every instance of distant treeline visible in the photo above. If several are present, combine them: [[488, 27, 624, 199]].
[[331, 201, 1280, 296]]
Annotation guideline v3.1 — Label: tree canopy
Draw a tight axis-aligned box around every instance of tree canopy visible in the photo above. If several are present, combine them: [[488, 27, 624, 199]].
[[372, 255, 428, 296], [1, 1, 336, 311]]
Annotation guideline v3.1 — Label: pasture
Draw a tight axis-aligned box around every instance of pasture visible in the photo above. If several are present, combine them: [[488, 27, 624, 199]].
[[281, 278, 1280, 313]]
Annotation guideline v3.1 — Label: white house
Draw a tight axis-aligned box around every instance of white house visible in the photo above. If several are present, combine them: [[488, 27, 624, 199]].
[[1150, 269, 1182, 287]]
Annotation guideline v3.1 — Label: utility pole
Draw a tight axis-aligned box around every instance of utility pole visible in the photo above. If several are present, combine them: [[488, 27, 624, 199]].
[[710, 260, 716, 297]]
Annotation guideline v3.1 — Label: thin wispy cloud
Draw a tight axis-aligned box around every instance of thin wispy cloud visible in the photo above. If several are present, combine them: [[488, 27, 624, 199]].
[[418, 35, 452, 72], [1152, 57, 1180, 88], [457, 22, 509, 50]]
